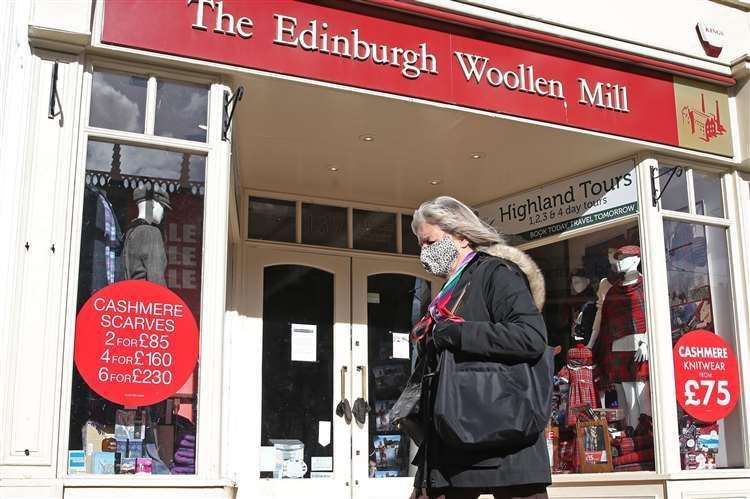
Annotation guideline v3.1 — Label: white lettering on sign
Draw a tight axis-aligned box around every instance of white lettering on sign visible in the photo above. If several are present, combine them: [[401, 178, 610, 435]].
[[453, 52, 564, 100], [678, 345, 729, 359], [578, 79, 630, 113], [273, 14, 438, 80], [183, 2, 634, 113], [188, 0, 253, 39]]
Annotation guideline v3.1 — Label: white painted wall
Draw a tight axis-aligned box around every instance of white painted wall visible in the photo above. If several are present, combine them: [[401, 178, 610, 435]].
[[463, 0, 750, 62], [30, 0, 92, 40], [418, 0, 750, 71]]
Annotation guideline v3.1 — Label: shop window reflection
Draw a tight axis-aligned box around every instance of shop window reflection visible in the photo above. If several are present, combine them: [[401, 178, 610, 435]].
[[89, 70, 147, 133], [354, 210, 396, 253], [367, 274, 430, 478], [69, 139, 205, 476], [527, 222, 655, 474], [154, 80, 209, 142], [260, 265, 335, 479], [692, 171, 724, 218], [664, 221, 743, 470], [659, 165, 689, 213]]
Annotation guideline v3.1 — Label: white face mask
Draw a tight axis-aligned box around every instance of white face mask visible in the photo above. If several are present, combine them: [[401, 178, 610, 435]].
[[615, 255, 640, 273], [571, 276, 590, 295], [419, 235, 459, 277]]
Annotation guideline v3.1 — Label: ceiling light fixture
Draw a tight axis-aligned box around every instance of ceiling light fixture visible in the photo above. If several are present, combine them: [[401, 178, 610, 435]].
[[359, 134, 375, 142], [430, 179, 442, 185], [328, 166, 339, 172], [470, 152, 484, 159]]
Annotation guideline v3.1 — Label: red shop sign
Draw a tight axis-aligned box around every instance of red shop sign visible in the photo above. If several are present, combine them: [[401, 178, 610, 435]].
[[673, 329, 740, 423], [102, 0, 733, 156], [74, 280, 200, 407]]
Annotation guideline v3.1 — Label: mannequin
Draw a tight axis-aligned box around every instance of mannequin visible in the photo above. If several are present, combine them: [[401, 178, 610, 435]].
[[122, 186, 171, 286], [557, 343, 597, 426], [586, 248, 619, 351], [570, 271, 596, 344], [592, 245, 651, 429]]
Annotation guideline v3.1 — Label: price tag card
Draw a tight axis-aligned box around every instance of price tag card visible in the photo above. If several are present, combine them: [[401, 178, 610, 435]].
[[74, 280, 200, 407], [673, 329, 740, 423]]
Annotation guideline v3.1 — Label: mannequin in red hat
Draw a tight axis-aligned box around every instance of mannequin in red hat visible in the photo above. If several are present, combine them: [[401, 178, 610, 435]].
[[590, 245, 651, 429]]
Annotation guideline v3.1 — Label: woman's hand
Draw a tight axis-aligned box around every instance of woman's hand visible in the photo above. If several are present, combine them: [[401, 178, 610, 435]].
[[432, 320, 462, 351]]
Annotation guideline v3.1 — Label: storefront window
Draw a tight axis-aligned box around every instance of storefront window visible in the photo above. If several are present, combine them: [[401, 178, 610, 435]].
[[658, 165, 689, 213], [68, 139, 205, 475], [528, 222, 655, 474], [664, 221, 742, 470], [693, 171, 724, 218], [301, 203, 348, 248], [89, 70, 147, 133], [248, 196, 296, 242], [353, 210, 397, 253], [155, 80, 209, 142]]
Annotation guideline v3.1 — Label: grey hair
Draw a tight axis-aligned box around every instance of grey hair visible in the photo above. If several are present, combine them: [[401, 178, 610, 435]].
[[412, 196, 505, 250]]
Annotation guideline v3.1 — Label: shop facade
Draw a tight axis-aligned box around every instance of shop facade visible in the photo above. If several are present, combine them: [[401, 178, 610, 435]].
[[4, 1, 750, 498]]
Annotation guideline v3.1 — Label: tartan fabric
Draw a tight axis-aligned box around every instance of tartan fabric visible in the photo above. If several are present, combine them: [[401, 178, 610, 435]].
[[557, 346, 597, 426], [557, 439, 577, 473], [593, 276, 649, 386], [614, 462, 655, 472], [613, 435, 653, 454], [613, 449, 654, 466]]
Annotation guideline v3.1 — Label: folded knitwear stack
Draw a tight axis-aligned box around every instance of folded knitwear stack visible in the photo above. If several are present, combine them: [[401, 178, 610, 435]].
[[611, 414, 654, 471], [171, 433, 196, 474]]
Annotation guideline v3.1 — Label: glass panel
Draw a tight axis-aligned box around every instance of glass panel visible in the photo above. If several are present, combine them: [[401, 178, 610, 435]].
[[528, 222, 655, 474], [260, 265, 334, 478], [693, 171, 725, 218], [401, 215, 420, 256], [354, 210, 396, 253], [154, 80, 209, 142], [301, 203, 347, 248], [659, 165, 689, 213], [248, 197, 296, 243], [367, 274, 430, 478], [664, 221, 743, 470], [69, 139, 206, 475], [89, 70, 147, 133]]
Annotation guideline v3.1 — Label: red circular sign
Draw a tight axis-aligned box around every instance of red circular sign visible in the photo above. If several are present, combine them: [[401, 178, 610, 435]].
[[75, 280, 199, 407], [673, 329, 740, 423]]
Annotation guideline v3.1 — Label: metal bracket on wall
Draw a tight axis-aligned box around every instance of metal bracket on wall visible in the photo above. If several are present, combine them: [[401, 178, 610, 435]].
[[48, 62, 62, 120], [651, 164, 684, 207], [222, 86, 245, 141]]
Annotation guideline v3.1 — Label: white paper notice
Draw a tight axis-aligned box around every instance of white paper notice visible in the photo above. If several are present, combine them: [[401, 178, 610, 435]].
[[260, 446, 275, 472], [291, 323, 317, 362], [392, 332, 410, 359], [318, 420, 331, 447], [311, 456, 333, 471]]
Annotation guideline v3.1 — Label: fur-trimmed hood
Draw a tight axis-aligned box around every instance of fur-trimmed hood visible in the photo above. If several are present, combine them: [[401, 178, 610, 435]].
[[480, 244, 546, 311]]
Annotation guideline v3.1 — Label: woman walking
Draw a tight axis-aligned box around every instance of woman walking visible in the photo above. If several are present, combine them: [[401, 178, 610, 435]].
[[409, 196, 551, 499]]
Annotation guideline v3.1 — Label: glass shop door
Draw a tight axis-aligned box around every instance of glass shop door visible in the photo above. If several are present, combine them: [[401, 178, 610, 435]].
[[246, 246, 352, 499], [351, 257, 440, 499], [246, 246, 437, 499]]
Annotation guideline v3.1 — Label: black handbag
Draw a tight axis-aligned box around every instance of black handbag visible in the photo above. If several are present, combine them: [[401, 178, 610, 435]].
[[432, 346, 554, 450], [386, 354, 430, 445]]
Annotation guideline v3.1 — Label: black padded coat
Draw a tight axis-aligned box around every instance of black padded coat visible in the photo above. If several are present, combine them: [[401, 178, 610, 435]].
[[413, 251, 552, 491]]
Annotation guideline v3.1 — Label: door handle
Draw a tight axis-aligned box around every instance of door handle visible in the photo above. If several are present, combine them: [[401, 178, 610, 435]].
[[335, 366, 352, 424], [352, 365, 370, 425]]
